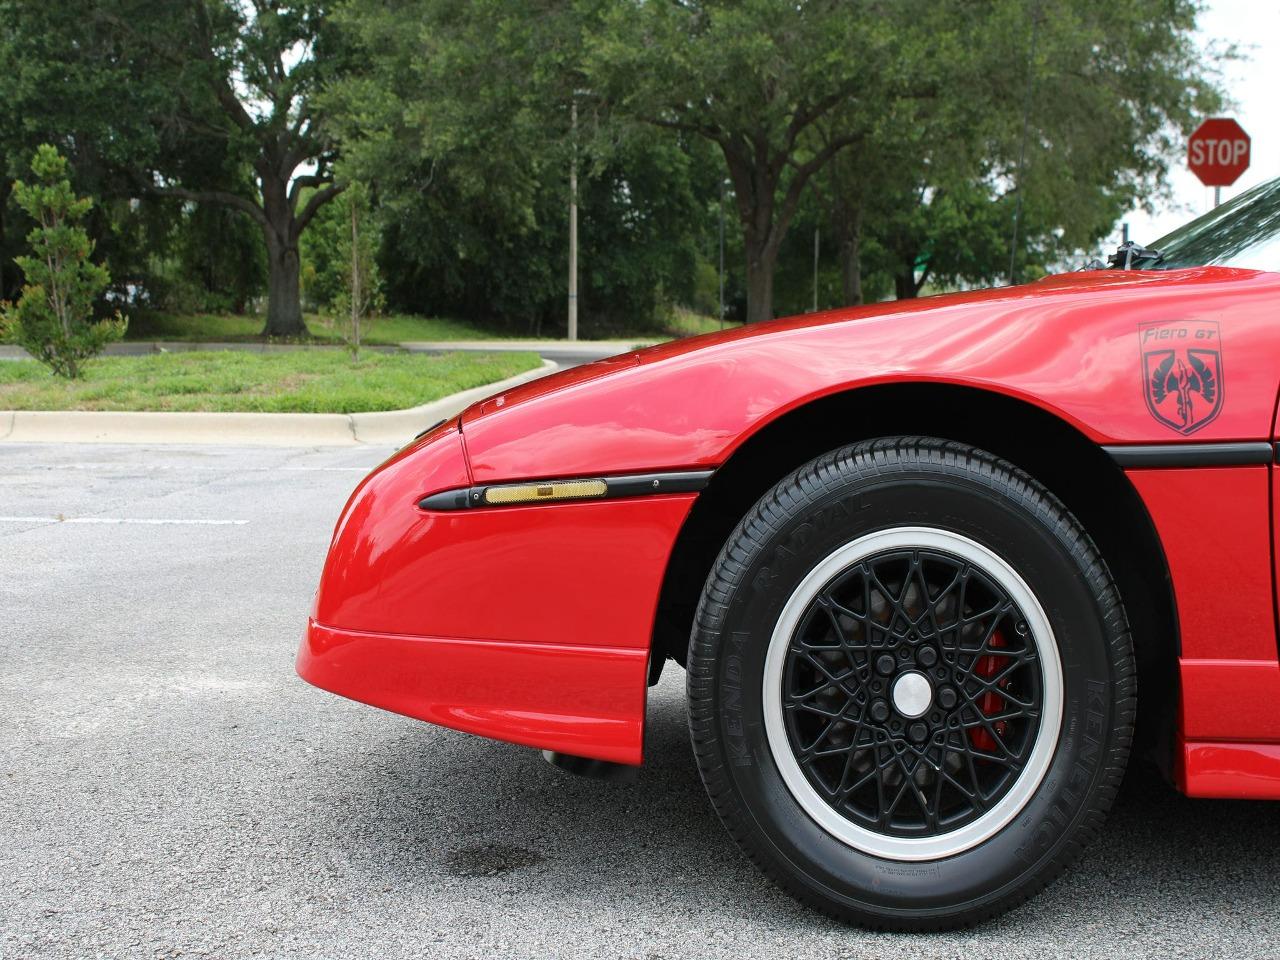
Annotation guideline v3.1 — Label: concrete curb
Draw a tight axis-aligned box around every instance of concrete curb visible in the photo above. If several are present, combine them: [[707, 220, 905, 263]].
[[0, 359, 557, 447]]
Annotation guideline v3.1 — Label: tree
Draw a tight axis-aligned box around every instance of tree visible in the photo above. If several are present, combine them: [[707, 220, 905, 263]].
[[90, 0, 350, 337], [811, 143, 871, 306], [323, 0, 566, 331], [0, 0, 350, 334], [1, 145, 125, 378], [997, 0, 1224, 283], [329, 0, 715, 336], [584, 0, 908, 322], [820, 0, 1226, 301], [0, 0, 176, 303]]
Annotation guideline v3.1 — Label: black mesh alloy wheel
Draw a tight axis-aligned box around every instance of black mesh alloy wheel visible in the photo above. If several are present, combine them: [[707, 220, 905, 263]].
[[774, 534, 1054, 853], [687, 438, 1134, 929]]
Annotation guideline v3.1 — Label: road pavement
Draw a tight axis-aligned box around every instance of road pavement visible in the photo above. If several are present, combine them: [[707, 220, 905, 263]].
[[2, 441, 1277, 959]]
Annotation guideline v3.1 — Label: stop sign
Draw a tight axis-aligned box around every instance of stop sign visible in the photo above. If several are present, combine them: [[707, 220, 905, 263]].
[[1188, 117, 1251, 187]]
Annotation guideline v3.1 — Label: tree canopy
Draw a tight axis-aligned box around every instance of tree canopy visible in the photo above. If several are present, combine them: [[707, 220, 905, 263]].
[[1, 0, 351, 335], [0, 0, 1228, 335]]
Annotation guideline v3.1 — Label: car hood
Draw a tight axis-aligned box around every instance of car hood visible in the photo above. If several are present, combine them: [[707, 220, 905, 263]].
[[459, 267, 1256, 428], [444, 265, 1275, 484]]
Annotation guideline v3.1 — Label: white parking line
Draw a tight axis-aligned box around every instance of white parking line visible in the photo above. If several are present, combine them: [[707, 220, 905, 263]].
[[0, 516, 249, 525]]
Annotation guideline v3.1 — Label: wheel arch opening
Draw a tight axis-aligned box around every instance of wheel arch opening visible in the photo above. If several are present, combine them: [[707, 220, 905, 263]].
[[653, 381, 1178, 758]]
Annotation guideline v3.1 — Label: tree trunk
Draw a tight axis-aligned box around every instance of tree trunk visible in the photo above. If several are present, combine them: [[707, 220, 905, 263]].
[[742, 215, 782, 323], [841, 234, 862, 305], [726, 152, 782, 324], [260, 171, 307, 339], [838, 205, 863, 306], [722, 137, 833, 323], [744, 242, 777, 324], [894, 271, 917, 300], [263, 234, 306, 337]]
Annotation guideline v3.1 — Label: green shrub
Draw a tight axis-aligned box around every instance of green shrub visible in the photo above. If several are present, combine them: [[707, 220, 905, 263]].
[[0, 145, 125, 378]]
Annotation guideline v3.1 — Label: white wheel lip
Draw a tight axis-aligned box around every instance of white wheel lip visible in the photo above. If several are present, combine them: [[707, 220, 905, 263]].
[[761, 526, 1064, 862]]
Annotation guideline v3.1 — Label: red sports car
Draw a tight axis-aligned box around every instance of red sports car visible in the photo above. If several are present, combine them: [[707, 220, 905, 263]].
[[298, 177, 1280, 929]]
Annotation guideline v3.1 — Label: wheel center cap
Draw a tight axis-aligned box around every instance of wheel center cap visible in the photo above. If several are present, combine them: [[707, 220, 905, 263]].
[[891, 671, 933, 718]]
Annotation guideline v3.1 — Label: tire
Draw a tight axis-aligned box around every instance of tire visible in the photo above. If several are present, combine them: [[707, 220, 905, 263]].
[[687, 438, 1134, 930]]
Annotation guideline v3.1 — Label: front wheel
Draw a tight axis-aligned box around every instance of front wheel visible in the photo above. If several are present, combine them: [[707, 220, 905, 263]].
[[687, 438, 1134, 929]]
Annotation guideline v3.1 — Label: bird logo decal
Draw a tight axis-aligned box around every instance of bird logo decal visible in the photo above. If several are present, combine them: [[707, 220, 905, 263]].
[[1140, 321, 1223, 435]]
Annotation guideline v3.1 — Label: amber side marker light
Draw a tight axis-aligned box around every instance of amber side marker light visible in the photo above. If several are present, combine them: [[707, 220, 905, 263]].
[[483, 479, 608, 505], [418, 470, 715, 511]]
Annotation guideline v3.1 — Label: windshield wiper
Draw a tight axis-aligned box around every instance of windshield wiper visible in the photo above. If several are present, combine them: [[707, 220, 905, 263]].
[[1099, 240, 1164, 270]]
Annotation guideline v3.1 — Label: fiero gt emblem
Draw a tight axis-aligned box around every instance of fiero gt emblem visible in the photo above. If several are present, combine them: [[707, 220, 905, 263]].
[[1140, 320, 1223, 435]]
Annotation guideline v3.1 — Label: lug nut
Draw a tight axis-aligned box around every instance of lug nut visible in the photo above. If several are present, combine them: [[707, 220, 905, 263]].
[[908, 722, 928, 743], [938, 687, 958, 710], [869, 699, 890, 722], [875, 654, 896, 676], [918, 646, 938, 668]]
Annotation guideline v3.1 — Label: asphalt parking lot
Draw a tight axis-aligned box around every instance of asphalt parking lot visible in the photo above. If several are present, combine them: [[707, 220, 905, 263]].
[[2, 441, 1278, 959]]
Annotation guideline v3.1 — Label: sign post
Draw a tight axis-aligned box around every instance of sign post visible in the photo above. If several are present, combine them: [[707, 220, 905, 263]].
[[1188, 117, 1251, 206]]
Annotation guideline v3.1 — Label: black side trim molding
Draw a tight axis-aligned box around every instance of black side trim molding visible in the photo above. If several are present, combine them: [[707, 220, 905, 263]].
[[1103, 442, 1274, 469], [419, 469, 715, 511], [601, 471, 715, 498]]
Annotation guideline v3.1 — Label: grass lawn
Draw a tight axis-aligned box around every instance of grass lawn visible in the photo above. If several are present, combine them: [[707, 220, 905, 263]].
[[0, 350, 542, 413], [124, 309, 737, 344], [124, 311, 549, 344], [662, 307, 740, 338]]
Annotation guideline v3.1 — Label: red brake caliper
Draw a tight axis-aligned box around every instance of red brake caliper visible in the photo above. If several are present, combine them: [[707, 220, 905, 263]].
[[969, 628, 1009, 752]]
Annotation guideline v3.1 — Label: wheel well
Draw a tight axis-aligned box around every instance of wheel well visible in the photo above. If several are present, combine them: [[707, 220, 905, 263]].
[[653, 382, 1178, 754]]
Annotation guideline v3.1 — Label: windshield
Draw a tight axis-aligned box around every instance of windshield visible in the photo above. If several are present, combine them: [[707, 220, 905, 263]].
[[1144, 176, 1280, 271]]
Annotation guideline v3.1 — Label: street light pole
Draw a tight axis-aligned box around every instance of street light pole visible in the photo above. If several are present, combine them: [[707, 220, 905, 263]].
[[568, 100, 579, 341]]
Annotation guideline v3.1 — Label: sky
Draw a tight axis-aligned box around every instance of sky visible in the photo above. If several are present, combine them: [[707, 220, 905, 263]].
[[1119, 0, 1280, 247]]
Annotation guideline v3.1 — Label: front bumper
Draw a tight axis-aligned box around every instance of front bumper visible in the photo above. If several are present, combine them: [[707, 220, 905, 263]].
[[297, 619, 649, 764], [295, 419, 697, 765]]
